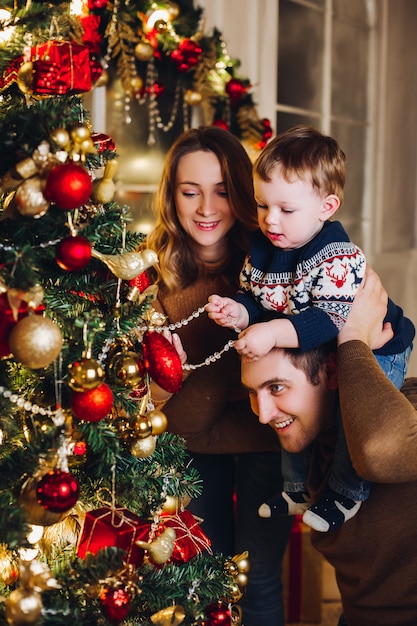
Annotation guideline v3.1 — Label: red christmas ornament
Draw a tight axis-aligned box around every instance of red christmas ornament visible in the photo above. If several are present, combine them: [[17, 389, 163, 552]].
[[225, 78, 247, 106], [45, 163, 92, 210], [171, 38, 202, 72], [128, 271, 151, 293], [204, 602, 231, 625], [212, 120, 229, 131], [91, 132, 116, 153], [31, 41, 92, 95], [55, 235, 92, 271], [88, 0, 108, 8], [70, 382, 114, 422], [142, 330, 182, 393], [100, 587, 131, 625], [36, 469, 79, 513]]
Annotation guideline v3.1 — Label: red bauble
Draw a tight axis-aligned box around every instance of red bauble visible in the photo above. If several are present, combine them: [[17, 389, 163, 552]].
[[91, 132, 116, 153], [142, 330, 182, 393], [212, 119, 229, 131], [56, 235, 92, 271], [45, 163, 92, 210], [204, 602, 231, 625], [100, 587, 131, 625], [225, 78, 247, 106], [36, 469, 79, 513], [70, 383, 114, 422], [128, 271, 151, 293]]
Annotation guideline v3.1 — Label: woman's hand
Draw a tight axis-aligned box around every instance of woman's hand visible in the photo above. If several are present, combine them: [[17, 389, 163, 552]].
[[338, 266, 394, 349]]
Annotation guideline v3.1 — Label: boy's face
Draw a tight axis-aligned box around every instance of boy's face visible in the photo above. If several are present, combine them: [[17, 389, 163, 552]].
[[241, 348, 337, 453], [254, 164, 338, 250]]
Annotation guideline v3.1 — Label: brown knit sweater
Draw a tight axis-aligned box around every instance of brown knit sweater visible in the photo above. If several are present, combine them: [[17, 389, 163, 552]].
[[311, 340, 417, 626], [154, 263, 279, 454]]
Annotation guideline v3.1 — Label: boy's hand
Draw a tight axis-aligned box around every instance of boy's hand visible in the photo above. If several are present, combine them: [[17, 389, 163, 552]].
[[206, 295, 249, 330], [234, 323, 276, 361]]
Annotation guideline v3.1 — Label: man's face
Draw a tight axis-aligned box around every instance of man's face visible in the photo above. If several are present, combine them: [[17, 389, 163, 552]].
[[241, 349, 337, 453]]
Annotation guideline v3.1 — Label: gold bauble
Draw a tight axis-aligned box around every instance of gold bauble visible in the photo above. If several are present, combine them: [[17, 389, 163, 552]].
[[68, 358, 105, 391], [150, 604, 185, 626], [70, 123, 91, 144], [134, 41, 154, 62], [9, 315, 63, 369], [50, 128, 70, 150], [229, 582, 244, 603], [235, 572, 249, 589], [167, 2, 180, 20], [5, 588, 42, 625], [235, 555, 250, 574], [17, 61, 34, 94], [184, 89, 203, 106], [0, 548, 18, 585], [130, 75, 144, 92], [154, 19, 167, 33], [133, 416, 152, 439], [91, 159, 119, 204], [18, 476, 67, 526], [106, 335, 135, 364], [146, 409, 168, 435], [108, 351, 144, 388], [162, 494, 191, 514], [15, 176, 50, 218], [130, 435, 156, 458], [224, 560, 239, 577], [136, 527, 176, 564]]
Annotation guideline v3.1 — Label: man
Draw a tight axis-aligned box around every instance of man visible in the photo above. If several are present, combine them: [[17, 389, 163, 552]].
[[241, 268, 417, 626]]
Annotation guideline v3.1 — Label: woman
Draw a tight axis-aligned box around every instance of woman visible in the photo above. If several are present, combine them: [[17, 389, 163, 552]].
[[146, 127, 292, 626]]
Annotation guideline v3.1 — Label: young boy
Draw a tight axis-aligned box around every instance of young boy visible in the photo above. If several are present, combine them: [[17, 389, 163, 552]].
[[207, 125, 415, 532]]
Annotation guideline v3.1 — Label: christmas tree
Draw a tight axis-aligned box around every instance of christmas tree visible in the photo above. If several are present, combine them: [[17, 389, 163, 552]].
[[0, 2, 260, 625]]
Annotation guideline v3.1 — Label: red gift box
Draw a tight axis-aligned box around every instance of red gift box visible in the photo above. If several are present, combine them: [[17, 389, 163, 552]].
[[159, 510, 212, 564], [282, 515, 323, 623], [32, 41, 92, 95], [77, 507, 151, 566]]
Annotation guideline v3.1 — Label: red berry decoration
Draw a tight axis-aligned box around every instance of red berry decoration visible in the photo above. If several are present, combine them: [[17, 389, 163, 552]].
[[70, 382, 114, 422], [171, 38, 202, 72], [45, 162, 92, 210], [142, 330, 182, 393], [56, 235, 92, 271], [100, 587, 131, 625], [204, 602, 231, 625], [36, 469, 79, 513]]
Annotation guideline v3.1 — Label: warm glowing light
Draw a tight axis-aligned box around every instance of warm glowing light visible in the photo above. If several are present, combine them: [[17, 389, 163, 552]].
[[145, 9, 170, 31], [0, 9, 15, 44], [27, 525, 44, 545], [69, 0, 87, 15]]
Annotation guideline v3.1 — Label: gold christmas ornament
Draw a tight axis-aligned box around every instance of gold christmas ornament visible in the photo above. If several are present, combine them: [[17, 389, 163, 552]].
[[49, 128, 70, 150], [161, 494, 192, 515], [134, 41, 154, 62], [9, 315, 63, 369], [136, 527, 176, 564], [229, 582, 244, 603], [91, 247, 158, 280], [68, 358, 105, 391], [167, 2, 180, 20], [184, 89, 203, 106], [130, 75, 144, 92], [235, 572, 249, 588], [130, 434, 156, 457], [232, 551, 250, 573], [150, 604, 186, 626], [15, 176, 50, 218], [108, 350, 144, 388], [91, 159, 119, 204], [133, 416, 152, 438], [154, 19, 167, 33], [146, 409, 168, 435], [0, 547, 18, 585], [5, 588, 42, 625], [69, 123, 91, 144], [17, 61, 34, 94]]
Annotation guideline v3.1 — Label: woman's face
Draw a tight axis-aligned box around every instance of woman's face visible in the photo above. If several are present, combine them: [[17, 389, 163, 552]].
[[174, 150, 236, 262]]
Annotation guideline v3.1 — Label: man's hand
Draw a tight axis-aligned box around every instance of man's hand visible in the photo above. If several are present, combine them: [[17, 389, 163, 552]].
[[206, 295, 249, 330], [338, 266, 394, 349]]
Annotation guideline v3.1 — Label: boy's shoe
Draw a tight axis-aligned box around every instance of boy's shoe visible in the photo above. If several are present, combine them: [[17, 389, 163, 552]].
[[258, 491, 311, 518], [302, 490, 362, 532]]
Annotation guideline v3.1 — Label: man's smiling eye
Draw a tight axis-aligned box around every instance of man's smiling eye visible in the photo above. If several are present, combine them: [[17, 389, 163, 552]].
[[270, 383, 285, 394]]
